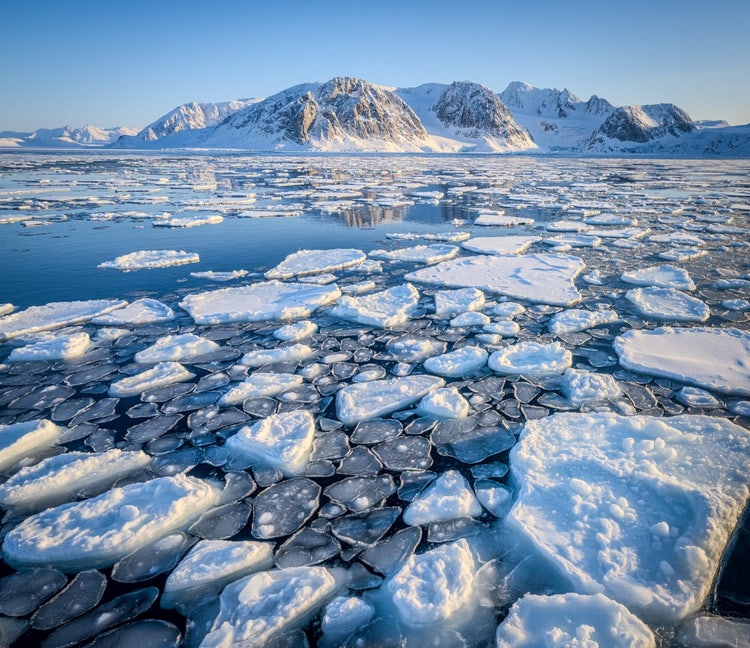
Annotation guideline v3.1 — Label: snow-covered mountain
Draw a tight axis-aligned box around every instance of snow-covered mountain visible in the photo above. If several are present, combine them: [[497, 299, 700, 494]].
[[0, 125, 138, 148], [586, 104, 696, 151]]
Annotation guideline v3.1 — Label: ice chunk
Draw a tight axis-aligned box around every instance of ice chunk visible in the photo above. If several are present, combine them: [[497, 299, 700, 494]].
[[0, 419, 63, 472], [321, 596, 375, 645], [98, 249, 199, 271], [111, 532, 193, 583], [162, 540, 274, 612], [265, 248, 366, 279], [0, 303, 14, 316], [328, 283, 420, 328], [330, 507, 400, 547], [406, 254, 584, 306], [108, 362, 195, 397], [336, 375, 445, 426], [621, 264, 696, 290], [432, 418, 516, 463], [324, 475, 396, 513], [351, 418, 402, 445], [251, 478, 320, 538], [508, 412, 750, 623], [218, 373, 303, 406], [488, 341, 572, 375], [475, 214, 534, 226], [544, 233, 601, 248], [474, 479, 512, 518], [433, 287, 485, 317], [155, 214, 223, 227], [91, 298, 175, 325], [0, 449, 151, 512], [403, 471, 482, 526], [614, 327, 750, 396], [275, 527, 340, 568], [450, 311, 490, 327], [495, 593, 655, 648], [561, 369, 622, 405], [190, 269, 249, 281], [548, 308, 620, 334], [482, 321, 520, 338], [82, 619, 181, 647], [273, 320, 318, 342], [387, 539, 476, 627], [7, 331, 91, 362], [30, 569, 107, 630], [224, 410, 315, 476], [492, 302, 526, 318], [677, 614, 750, 648], [369, 244, 458, 264], [201, 567, 344, 647], [373, 436, 433, 471], [461, 235, 538, 255], [386, 335, 446, 362], [547, 220, 593, 232], [424, 346, 488, 377], [134, 334, 220, 363], [0, 567, 66, 617], [0, 299, 127, 341], [179, 281, 341, 325], [625, 287, 710, 322], [360, 526, 422, 576], [240, 343, 314, 367], [676, 386, 722, 408], [2, 474, 220, 571], [417, 387, 470, 418]]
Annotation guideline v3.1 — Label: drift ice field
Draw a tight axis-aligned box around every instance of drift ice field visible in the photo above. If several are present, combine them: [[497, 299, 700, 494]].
[[0, 153, 749, 647]]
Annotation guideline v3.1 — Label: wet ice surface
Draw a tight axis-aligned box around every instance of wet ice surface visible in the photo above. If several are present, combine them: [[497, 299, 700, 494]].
[[0, 154, 749, 646]]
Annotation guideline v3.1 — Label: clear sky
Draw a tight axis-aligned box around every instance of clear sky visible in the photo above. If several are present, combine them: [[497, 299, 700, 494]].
[[1, 0, 748, 131]]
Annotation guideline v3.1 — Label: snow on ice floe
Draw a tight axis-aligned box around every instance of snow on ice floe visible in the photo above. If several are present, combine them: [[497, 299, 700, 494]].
[[433, 287, 485, 317], [91, 298, 175, 325], [561, 368, 622, 405], [218, 373, 303, 405], [543, 233, 602, 249], [403, 471, 482, 526], [548, 308, 620, 335], [264, 248, 366, 279], [153, 214, 224, 228], [474, 214, 534, 227], [336, 375, 445, 426], [179, 281, 341, 324], [273, 320, 318, 341], [614, 327, 750, 396], [450, 311, 490, 327], [134, 333, 220, 363], [386, 231, 470, 243], [0, 303, 14, 316], [494, 593, 655, 648], [224, 410, 316, 476], [0, 449, 151, 512], [2, 474, 220, 571], [621, 265, 696, 291], [0, 299, 127, 341], [162, 539, 274, 613], [488, 341, 572, 376], [200, 566, 345, 647], [423, 346, 488, 377], [0, 419, 63, 473], [240, 343, 314, 367], [7, 331, 91, 362], [507, 412, 750, 623], [406, 254, 584, 306], [492, 302, 526, 318], [625, 287, 710, 322], [328, 283, 420, 329], [97, 249, 200, 271], [417, 387, 470, 418], [108, 362, 195, 397], [369, 244, 458, 265], [321, 596, 375, 645], [189, 269, 249, 282], [461, 235, 539, 256]]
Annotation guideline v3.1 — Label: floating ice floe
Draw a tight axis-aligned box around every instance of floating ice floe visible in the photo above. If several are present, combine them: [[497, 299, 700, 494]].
[[240, 343, 314, 367], [492, 302, 526, 318], [546, 220, 593, 232], [134, 333, 220, 363], [179, 281, 341, 324], [649, 232, 705, 247], [676, 614, 750, 648], [328, 283, 420, 329], [336, 375, 445, 426], [0, 419, 63, 473], [561, 368, 622, 405], [2, 474, 220, 571], [369, 244, 458, 264], [461, 235, 538, 256], [548, 308, 620, 335], [621, 265, 696, 290], [97, 250, 200, 271], [91, 298, 175, 325], [450, 311, 490, 327], [0, 449, 151, 512], [386, 231, 470, 242], [405, 254, 584, 306], [0, 303, 14, 316], [543, 233, 602, 248], [614, 326, 750, 396], [417, 387, 470, 418], [162, 540, 274, 613], [386, 335, 446, 362], [273, 320, 318, 341], [218, 373, 303, 405], [482, 321, 520, 337], [321, 596, 375, 645], [625, 287, 710, 322], [153, 214, 223, 228], [403, 471, 482, 525], [508, 412, 750, 623], [108, 362, 195, 397], [423, 346, 488, 377], [658, 247, 707, 262], [7, 331, 91, 362], [0, 299, 127, 341], [495, 593, 655, 648], [433, 287, 485, 317], [723, 299, 750, 311], [488, 341, 572, 375], [224, 410, 316, 476], [474, 479, 511, 518], [200, 566, 345, 647], [264, 248, 366, 279], [676, 386, 722, 408], [189, 270, 249, 282], [474, 214, 534, 227]]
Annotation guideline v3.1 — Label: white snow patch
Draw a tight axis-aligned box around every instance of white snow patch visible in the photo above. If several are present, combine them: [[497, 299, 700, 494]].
[[548, 308, 620, 334], [0, 419, 63, 473], [240, 343, 314, 368], [492, 302, 526, 318], [433, 287, 485, 317], [488, 341, 572, 376], [625, 287, 710, 322], [423, 346, 488, 377], [134, 333, 220, 363], [218, 373, 303, 406], [403, 470, 482, 526], [417, 387, 470, 418], [265, 248, 365, 279], [561, 369, 622, 405], [621, 265, 696, 291], [475, 214, 534, 227], [98, 249, 199, 271], [369, 244, 458, 264], [328, 283, 420, 329], [7, 331, 91, 362], [474, 480, 512, 518], [190, 270, 249, 282], [450, 311, 491, 327], [483, 321, 521, 337], [108, 362, 195, 397], [273, 320, 318, 342], [91, 298, 175, 325], [461, 235, 538, 256]]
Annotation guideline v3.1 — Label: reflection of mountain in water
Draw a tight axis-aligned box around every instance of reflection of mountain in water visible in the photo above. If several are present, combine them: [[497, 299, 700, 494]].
[[317, 202, 468, 229]]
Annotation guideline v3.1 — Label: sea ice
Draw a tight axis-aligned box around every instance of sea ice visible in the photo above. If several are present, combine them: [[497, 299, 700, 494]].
[[417, 387, 470, 418], [450, 311, 491, 327], [475, 214, 534, 226], [0, 299, 127, 341], [2, 474, 220, 571], [189, 270, 249, 282], [0, 419, 63, 473], [508, 412, 750, 623], [544, 233, 601, 248], [548, 308, 620, 335], [621, 265, 696, 291], [320, 596, 375, 645], [676, 614, 750, 648], [328, 283, 420, 329], [676, 386, 722, 408], [494, 593, 655, 648], [108, 362, 195, 397], [433, 287, 485, 317], [492, 302, 526, 318], [240, 343, 314, 367], [264, 248, 366, 279], [403, 470, 482, 526], [224, 410, 315, 476], [423, 346, 488, 377], [200, 566, 344, 647], [273, 320, 318, 341], [218, 373, 303, 405], [134, 333, 220, 363], [0, 303, 14, 316], [97, 249, 200, 271], [483, 321, 520, 337], [474, 479, 512, 518], [625, 287, 710, 322], [179, 281, 341, 324], [336, 375, 445, 426], [7, 331, 91, 362], [649, 232, 704, 247], [546, 220, 593, 232], [561, 368, 622, 405], [369, 244, 458, 264], [488, 341, 572, 375], [91, 298, 175, 325], [154, 214, 224, 227], [386, 335, 446, 362], [461, 235, 538, 256], [614, 327, 750, 396], [405, 254, 584, 306]]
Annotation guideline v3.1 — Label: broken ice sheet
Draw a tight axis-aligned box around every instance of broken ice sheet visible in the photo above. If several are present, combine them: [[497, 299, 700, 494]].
[[251, 477, 320, 539]]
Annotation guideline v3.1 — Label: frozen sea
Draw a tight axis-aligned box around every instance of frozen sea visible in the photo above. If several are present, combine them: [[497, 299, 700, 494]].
[[0, 152, 749, 647]]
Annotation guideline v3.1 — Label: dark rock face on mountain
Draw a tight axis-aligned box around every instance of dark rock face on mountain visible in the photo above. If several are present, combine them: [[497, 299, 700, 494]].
[[588, 104, 696, 147]]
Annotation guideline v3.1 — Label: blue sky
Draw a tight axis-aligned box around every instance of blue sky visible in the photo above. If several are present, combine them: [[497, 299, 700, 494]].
[[1, 0, 748, 130]]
